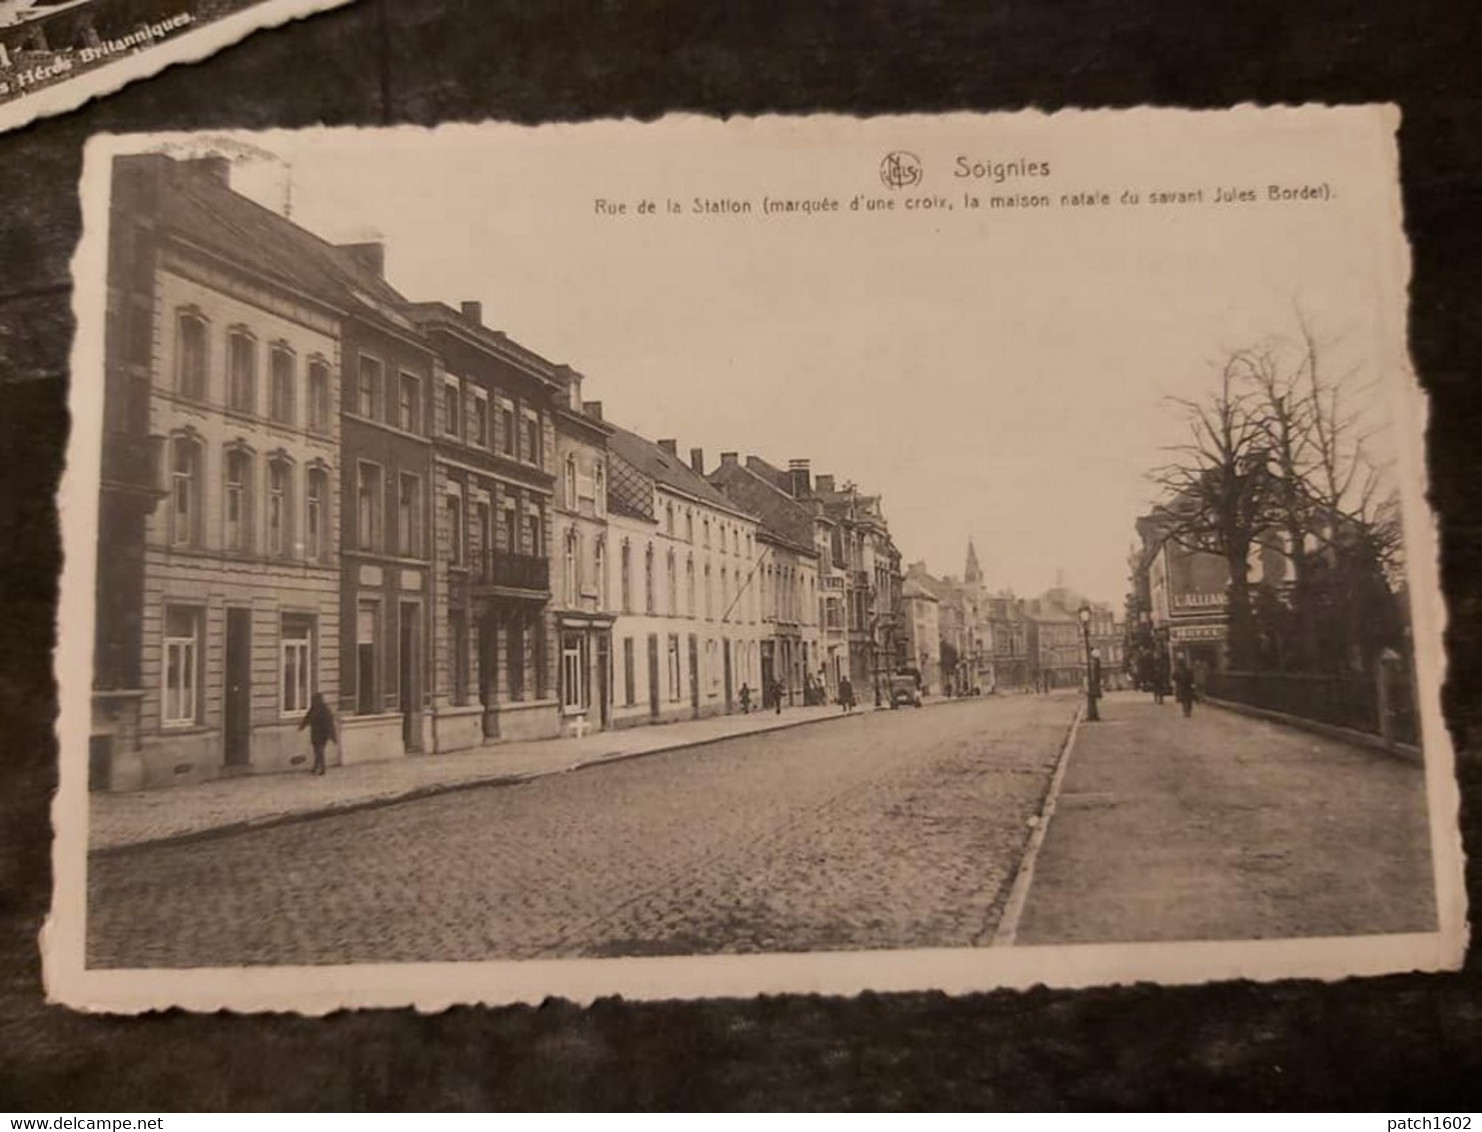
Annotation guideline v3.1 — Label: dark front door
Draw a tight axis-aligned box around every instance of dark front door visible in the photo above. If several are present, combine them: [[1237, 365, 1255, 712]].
[[400, 601, 418, 751], [224, 608, 251, 766], [597, 633, 611, 728], [647, 633, 660, 718], [688, 633, 700, 718], [723, 638, 733, 712]]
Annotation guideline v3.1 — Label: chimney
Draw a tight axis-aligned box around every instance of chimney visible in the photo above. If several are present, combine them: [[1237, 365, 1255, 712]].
[[582, 400, 604, 421], [657, 439, 678, 456], [183, 155, 231, 187], [460, 301, 482, 326], [337, 241, 385, 278], [554, 364, 582, 410], [787, 457, 812, 498], [720, 452, 739, 467], [690, 448, 705, 475], [816, 474, 835, 493]]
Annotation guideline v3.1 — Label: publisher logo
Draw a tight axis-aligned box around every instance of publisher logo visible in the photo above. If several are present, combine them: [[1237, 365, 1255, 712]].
[[879, 151, 922, 190]]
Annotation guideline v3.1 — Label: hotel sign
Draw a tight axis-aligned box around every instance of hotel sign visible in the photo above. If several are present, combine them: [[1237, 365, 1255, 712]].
[[1170, 624, 1227, 642]]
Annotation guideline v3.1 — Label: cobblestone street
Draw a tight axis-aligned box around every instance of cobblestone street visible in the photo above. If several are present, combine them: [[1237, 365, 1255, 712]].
[[87, 696, 1077, 967]]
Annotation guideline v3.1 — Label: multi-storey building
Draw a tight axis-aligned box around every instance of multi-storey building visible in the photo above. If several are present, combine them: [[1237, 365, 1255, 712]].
[[334, 245, 438, 765], [409, 300, 560, 746], [92, 154, 346, 789], [900, 575, 942, 693], [604, 430, 763, 727], [550, 370, 615, 734], [706, 455, 823, 708]]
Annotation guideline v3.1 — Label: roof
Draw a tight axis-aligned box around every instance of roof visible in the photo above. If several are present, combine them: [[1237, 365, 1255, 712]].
[[707, 459, 817, 558], [605, 449, 655, 522], [901, 577, 940, 603], [128, 154, 420, 338], [605, 425, 756, 521]]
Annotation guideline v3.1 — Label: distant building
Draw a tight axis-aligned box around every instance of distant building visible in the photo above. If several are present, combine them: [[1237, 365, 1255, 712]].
[[900, 574, 942, 693]]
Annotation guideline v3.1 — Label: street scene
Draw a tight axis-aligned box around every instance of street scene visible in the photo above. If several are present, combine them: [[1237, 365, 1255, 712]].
[[61, 113, 1451, 993]]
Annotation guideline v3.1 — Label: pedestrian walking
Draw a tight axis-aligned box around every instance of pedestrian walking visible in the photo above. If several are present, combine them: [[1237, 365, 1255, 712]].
[[1152, 653, 1169, 705], [739, 682, 752, 714], [839, 675, 855, 713], [298, 691, 337, 776], [1173, 658, 1196, 718], [772, 678, 784, 714]]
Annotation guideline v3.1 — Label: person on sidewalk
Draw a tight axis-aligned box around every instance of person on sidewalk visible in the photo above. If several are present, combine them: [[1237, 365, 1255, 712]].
[[298, 691, 337, 775], [839, 674, 855, 713], [1173, 659, 1196, 718], [772, 678, 785, 714], [740, 682, 752, 714]]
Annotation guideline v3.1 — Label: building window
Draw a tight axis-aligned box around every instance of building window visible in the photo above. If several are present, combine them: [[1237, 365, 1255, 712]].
[[305, 466, 328, 562], [475, 500, 492, 572], [594, 538, 607, 608], [169, 435, 201, 548], [507, 620, 525, 701], [565, 454, 578, 510], [447, 494, 464, 566], [667, 550, 677, 615], [620, 541, 632, 613], [501, 504, 518, 556], [644, 544, 655, 614], [594, 464, 605, 516], [667, 634, 681, 702], [307, 359, 331, 432], [443, 383, 460, 438], [524, 510, 542, 558], [451, 609, 469, 705], [703, 518, 711, 548], [397, 473, 420, 557], [358, 354, 382, 420], [686, 556, 696, 616], [499, 403, 515, 455], [523, 414, 541, 466], [356, 601, 378, 714], [562, 631, 587, 712], [705, 563, 713, 619], [665, 502, 675, 538], [473, 395, 489, 447], [399, 372, 421, 434], [267, 458, 292, 558], [357, 462, 382, 552], [269, 345, 295, 425], [563, 528, 579, 605], [224, 447, 253, 553], [162, 605, 201, 727], [176, 312, 207, 400], [721, 567, 730, 621], [227, 330, 256, 414], [622, 637, 635, 706], [281, 614, 314, 715]]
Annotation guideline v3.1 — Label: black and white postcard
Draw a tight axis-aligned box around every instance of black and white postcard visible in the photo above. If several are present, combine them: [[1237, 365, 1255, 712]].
[[46, 108, 1468, 1012]]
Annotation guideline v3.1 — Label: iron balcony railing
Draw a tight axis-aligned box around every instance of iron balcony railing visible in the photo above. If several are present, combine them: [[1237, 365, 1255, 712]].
[[462, 549, 551, 593]]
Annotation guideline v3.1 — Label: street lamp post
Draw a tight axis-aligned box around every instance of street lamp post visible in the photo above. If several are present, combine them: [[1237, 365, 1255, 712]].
[[1078, 603, 1100, 722]]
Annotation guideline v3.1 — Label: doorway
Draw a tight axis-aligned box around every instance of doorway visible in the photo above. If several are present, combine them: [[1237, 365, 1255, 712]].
[[647, 633, 660, 718], [399, 601, 419, 751], [224, 607, 251, 767]]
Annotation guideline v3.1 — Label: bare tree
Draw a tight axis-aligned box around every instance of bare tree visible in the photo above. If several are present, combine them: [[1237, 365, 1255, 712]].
[[1150, 356, 1277, 670]]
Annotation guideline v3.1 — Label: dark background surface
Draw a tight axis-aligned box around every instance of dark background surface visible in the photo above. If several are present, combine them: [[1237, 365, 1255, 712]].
[[2, 0, 1480, 1111]]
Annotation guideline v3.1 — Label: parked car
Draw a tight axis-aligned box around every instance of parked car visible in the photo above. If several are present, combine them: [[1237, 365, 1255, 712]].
[[889, 672, 923, 708]]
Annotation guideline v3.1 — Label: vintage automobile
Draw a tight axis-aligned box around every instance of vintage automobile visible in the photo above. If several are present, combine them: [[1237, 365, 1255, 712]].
[[889, 671, 923, 708]]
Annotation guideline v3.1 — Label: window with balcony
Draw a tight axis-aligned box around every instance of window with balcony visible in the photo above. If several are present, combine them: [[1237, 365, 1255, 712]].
[[269, 345, 295, 425], [176, 311, 207, 400]]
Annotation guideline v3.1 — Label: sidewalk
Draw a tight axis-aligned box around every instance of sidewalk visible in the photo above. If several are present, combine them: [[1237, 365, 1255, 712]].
[[1008, 692, 1437, 945], [89, 697, 950, 853]]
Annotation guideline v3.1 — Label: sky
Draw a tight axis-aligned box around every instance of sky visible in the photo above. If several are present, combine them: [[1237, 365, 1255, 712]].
[[203, 110, 1407, 606]]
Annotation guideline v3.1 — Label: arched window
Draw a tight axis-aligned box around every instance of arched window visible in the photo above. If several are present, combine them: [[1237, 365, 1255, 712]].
[[224, 447, 254, 553], [594, 463, 605, 516], [269, 343, 295, 425], [168, 434, 202, 548], [686, 555, 696, 616], [564, 528, 579, 605], [595, 538, 607, 608], [665, 502, 675, 537], [305, 465, 329, 562], [644, 543, 655, 614], [227, 329, 256, 414], [667, 550, 677, 614], [704, 563, 713, 619], [307, 358, 331, 433], [176, 310, 208, 400], [703, 518, 711, 548], [686, 510, 694, 543], [565, 454, 578, 510], [620, 540, 632, 613], [721, 566, 729, 620], [267, 457, 293, 557]]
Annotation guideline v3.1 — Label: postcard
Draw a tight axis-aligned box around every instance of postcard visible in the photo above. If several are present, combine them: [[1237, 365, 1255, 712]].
[[46, 108, 1468, 1012]]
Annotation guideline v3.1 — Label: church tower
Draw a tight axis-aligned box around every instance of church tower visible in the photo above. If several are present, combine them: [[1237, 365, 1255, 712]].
[[964, 540, 984, 587]]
